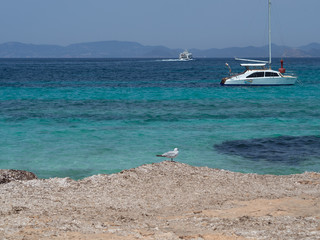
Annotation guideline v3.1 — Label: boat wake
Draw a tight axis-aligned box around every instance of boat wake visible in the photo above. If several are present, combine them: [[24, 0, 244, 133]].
[[158, 59, 194, 62]]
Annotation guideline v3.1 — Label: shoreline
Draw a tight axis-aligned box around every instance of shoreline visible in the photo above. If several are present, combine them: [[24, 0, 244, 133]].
[[1, 161, 320, 239]]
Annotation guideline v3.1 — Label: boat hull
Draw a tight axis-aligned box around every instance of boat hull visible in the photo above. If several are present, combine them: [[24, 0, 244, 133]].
[[221, 76, 297, 86]]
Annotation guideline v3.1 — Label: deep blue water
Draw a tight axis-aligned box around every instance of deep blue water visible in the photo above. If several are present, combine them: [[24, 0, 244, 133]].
[[0, 58, 319, 179]]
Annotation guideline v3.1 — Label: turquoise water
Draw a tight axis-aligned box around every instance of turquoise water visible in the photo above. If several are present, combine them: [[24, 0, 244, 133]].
[[0, 58, 319, 179]]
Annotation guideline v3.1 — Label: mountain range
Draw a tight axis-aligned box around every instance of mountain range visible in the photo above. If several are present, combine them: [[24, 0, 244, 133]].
[[0, 41, 320, 58]]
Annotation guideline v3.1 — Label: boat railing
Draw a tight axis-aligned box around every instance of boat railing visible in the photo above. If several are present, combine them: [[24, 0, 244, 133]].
[[280, 70, 297, 78], [228, 70, 247, 77]]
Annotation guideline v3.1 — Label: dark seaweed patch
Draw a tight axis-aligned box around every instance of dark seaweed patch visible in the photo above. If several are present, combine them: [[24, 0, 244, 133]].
[[214, 136, 320, 164]]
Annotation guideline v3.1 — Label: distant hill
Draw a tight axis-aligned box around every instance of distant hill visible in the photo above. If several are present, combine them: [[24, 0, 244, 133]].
[[191, 42, 320, 58], [0, 41, 319, 58]]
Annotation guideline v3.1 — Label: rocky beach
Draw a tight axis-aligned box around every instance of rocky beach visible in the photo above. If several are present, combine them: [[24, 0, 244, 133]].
[[1, 161, 320, 240]]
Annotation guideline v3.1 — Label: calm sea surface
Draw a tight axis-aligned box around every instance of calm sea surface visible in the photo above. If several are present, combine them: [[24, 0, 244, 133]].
[[0, 58, 319, 179]]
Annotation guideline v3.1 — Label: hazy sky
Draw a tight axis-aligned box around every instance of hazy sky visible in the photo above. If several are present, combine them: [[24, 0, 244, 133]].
[[1, 0, 319, 49]]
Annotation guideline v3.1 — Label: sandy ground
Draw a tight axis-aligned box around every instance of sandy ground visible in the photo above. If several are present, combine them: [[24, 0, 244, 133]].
[[1, 161, 320, 240]]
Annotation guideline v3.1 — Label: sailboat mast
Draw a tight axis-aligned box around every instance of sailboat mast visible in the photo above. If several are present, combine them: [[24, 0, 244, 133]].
[[268, 0, 272, 67]]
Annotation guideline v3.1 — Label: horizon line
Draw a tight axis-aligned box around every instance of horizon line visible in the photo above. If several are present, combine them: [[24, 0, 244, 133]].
[[1, 40, 319, 50]]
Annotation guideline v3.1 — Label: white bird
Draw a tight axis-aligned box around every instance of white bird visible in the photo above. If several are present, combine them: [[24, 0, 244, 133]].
[[156, 148, 179, 161]]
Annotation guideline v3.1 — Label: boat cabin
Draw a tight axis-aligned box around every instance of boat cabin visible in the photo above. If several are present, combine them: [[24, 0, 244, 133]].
[[240, 63, 281, 78], [246, 70, 280, 78]]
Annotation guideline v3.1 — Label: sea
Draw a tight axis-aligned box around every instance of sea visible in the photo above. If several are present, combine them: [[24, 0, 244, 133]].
[[1, 58, 319, 180]]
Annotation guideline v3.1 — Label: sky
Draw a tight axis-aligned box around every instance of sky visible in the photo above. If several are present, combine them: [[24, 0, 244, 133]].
[[1, 0, 319, 49]]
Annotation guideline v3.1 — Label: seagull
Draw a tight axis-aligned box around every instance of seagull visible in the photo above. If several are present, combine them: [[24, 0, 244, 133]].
[[156, 148, 179, 161]]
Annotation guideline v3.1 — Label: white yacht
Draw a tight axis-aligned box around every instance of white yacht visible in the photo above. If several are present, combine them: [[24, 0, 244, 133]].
[[221, 59, 297, 86], [179, 50, 193, 61], [221, 0, 297, 86]]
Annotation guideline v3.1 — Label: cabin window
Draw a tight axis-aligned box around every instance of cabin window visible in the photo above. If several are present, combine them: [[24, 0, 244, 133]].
[[246, 72, 264, 78], [265, 72, 279, 77]]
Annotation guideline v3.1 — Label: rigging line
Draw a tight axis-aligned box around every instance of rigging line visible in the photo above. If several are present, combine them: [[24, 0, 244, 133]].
[[272, 0, 288, 58]]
